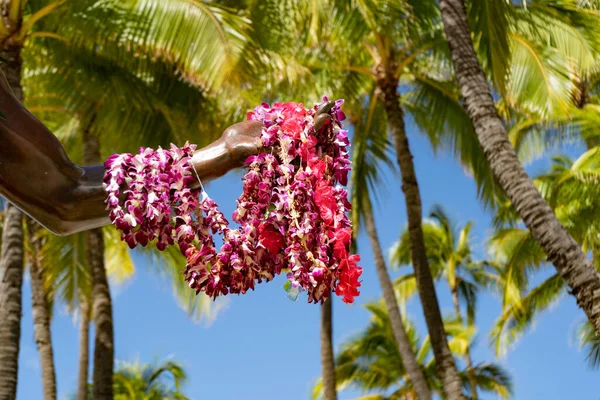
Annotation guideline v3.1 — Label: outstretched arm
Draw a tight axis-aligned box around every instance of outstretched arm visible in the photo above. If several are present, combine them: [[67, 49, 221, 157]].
[[0, 74, 266, 236]]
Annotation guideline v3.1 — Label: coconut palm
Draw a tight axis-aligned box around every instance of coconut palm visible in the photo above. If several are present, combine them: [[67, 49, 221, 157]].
[[299, 2, 600, 395], [112, 359, 189, 400], [439, 0, 600, 336], [0, 1, 114, 394], [25, 220, 57, 400], [391, 205, 500, 399], [0, 200, 24, 400], [312, 301, 512, 400], [292, 2, 470, 396], [40, 228, 132, 400], [320, 297, 338, 400], [346, 94, 431, 398], [0, 2, 27, 392], [0, 3, 110, 397], [79, 358, 189, 400]]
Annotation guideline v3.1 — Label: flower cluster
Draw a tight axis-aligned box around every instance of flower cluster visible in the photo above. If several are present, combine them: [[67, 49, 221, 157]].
[[104, 98, 362, 304], [103, 143, 201, 251]]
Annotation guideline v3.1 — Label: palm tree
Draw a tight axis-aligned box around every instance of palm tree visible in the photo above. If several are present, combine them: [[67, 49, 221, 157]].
[[439, 0, 600, 335], [80, 358, 189, 400], [347, 94, 431, 399], [304, 2, 596, 393], [111, 359, 189, 400], [0, 200, 24, 400], [40, 224, 130, 400], [312, 301, 512, 400], [294, 2, 468, 396], [0, 2, 85, 396], [0, 12, 26, 396], [320, 298, 338, 400], [81, 117, 114, 399], [25, 219, 57, 400], [77, 295, 92, 400], [391, 206, 499, 399], [0, 1, 73, 393]]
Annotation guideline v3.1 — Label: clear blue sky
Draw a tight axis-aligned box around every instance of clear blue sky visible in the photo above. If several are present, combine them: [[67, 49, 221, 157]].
[[16, 117, 598, 399]]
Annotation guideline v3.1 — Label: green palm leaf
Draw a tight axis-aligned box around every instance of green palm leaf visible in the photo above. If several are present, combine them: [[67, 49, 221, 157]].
[[468, 0, 513, 96], [575, 319, 600, 369], [490, 273, 565, 357], [111, 358, 189, 400], [348, 90, 396, 236]]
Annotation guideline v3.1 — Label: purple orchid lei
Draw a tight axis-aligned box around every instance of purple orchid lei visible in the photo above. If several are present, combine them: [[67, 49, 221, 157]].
[[103, 97, 362, 304]]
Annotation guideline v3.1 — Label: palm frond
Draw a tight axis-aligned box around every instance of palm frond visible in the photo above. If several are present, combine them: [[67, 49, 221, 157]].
[[404, 74, 505, 208], [575, 319, 600, 369], [507, 32, 574, 118], [348, 90, 396, 237], [489, 273, 565, 356], [39, 230, 89, 311], [392, 273, 418, 308], [467, 0, 513, 96], [463, 363, 513, 399]]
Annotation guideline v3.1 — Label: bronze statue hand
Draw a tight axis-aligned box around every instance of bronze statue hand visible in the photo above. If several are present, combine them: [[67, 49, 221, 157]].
[[222, 120, 265, 166], [191, 101, 336, 183], [224, 101, 336, 166], [189, 120, 263, 184]]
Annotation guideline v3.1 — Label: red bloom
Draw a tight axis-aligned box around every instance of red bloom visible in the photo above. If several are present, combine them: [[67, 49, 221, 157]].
[[258, 223, 285, 254], [332, 228, 352, 259], [282, 118, 303, 139], [335, 254, 362, 304], [314, 181, 338, 226], [333, 241, 347, 259], [308, 159, 327, 178], [274, 102, 306, 119], [275, 102, 307, 139], [334, 228, 352, 245], [301, 136, 319, 162]]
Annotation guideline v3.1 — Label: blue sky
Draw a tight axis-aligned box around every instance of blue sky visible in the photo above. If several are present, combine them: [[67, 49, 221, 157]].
[[16, 118, 598, 399]]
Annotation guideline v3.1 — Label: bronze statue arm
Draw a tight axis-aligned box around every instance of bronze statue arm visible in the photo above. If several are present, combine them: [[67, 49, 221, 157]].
[[0, 75, 266, 235], [0, 74, 335, 236]]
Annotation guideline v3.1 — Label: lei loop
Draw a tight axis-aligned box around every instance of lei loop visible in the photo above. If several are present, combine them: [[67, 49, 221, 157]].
[[104, 97, 362, 304]]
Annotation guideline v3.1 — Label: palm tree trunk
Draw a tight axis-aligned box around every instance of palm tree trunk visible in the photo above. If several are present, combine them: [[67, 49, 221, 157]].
[[27, 221, 57, 400], [0, 44, 25, 400], [0, 204, 24, 400], [82, 123, 114, 400], [440, 0, 600, 335], [320, 297, 337, 400], [364, 200, 432, 399], [451, 288, 476, 400], [376, 67, 464, 400], [77, 297, 90, 400]]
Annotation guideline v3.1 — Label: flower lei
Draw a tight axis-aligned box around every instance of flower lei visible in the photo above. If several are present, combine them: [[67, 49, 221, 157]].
[[103, 98, 362, 304]]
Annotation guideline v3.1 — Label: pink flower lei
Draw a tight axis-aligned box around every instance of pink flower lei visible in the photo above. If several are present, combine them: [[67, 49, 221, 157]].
[[103, 97, 362, 304]]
